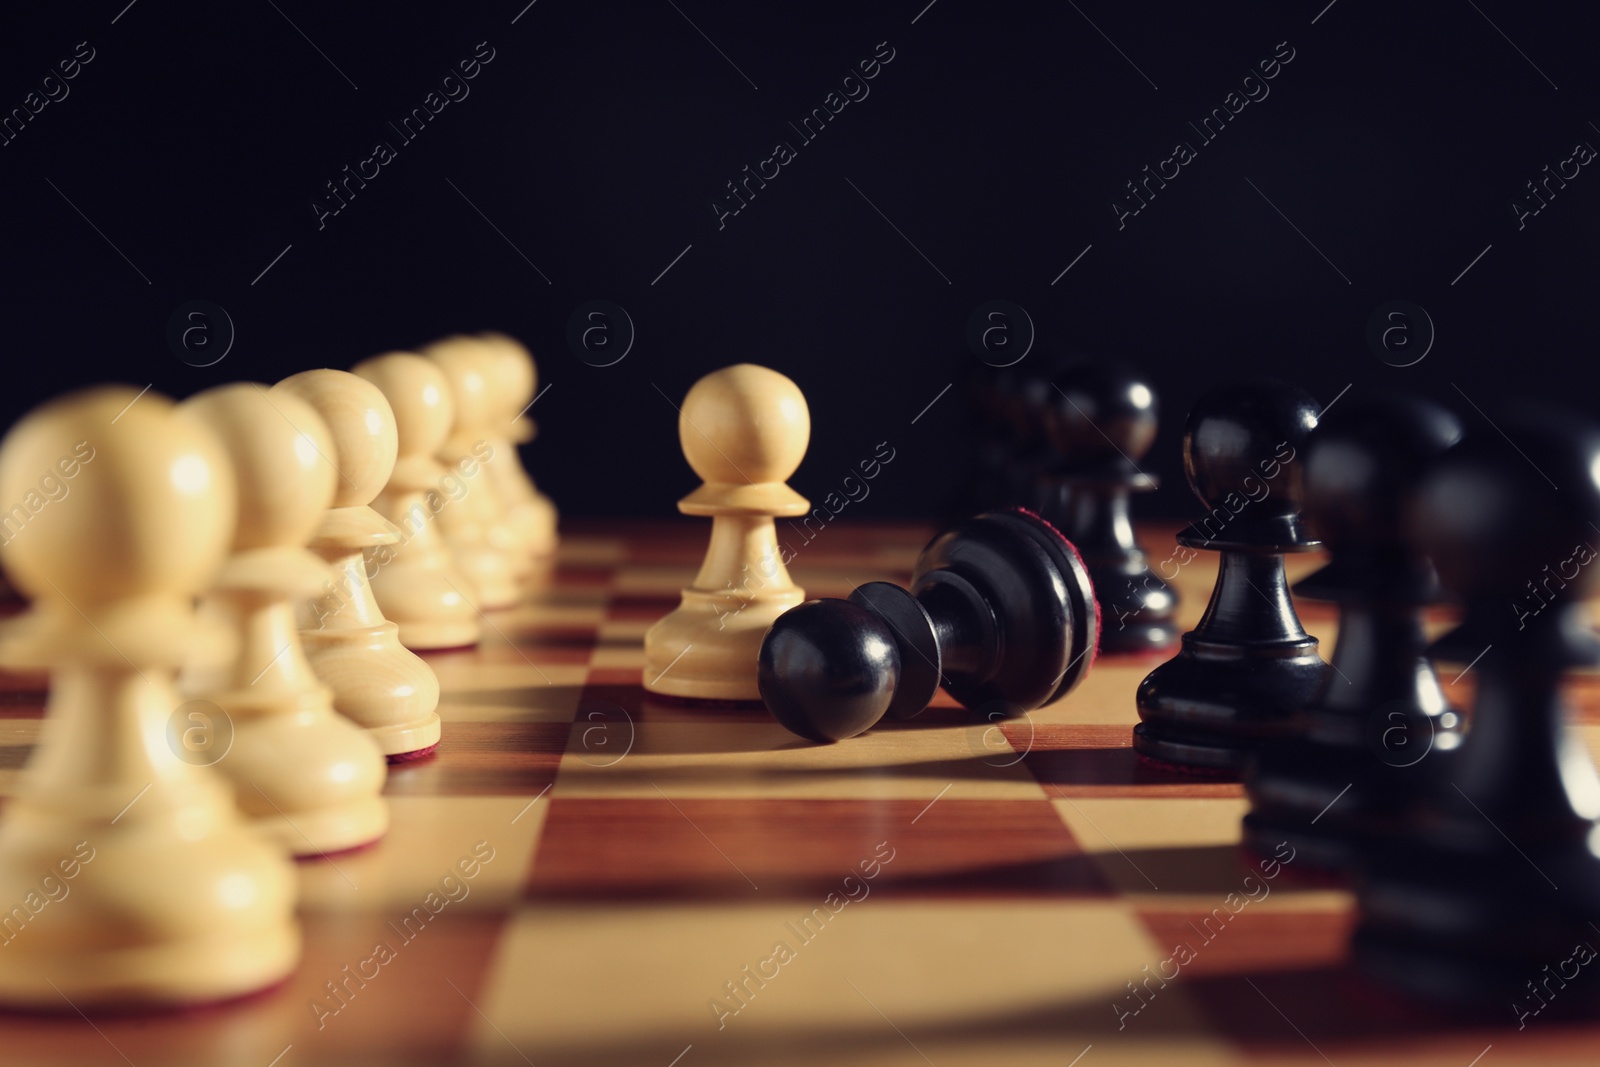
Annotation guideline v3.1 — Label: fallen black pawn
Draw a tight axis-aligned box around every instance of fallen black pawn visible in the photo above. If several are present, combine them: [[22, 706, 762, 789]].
[[758, 509, 1098, 742]]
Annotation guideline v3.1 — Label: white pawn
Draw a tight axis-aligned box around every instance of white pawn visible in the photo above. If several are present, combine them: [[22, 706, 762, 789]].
[[273, 370, 442, 761], [644, 365, 810, 700], [352, 352, 482, 649], [0, 386, 299, 1008], [423, 336, 525, 608], [177, 384, 389, 855], [479, 332, 558, 557]]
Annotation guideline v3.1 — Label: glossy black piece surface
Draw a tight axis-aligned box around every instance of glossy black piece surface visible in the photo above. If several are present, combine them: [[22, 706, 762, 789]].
[[1242, 394, 1465, 870], [1134, 379, 1326, 773], [1035, 360, 1178, 655], [1039, 359, 1157, 484], [849, 582, 940, 721], [969, 364, 1059, 514], [1180, 378, 1321, 550], [1352, 409, 1600, 1007], [757, 509, 1099, 742], [966, 365, 1020, 514], [757, 599, 899, 743], [914, 509, 1099, 714]]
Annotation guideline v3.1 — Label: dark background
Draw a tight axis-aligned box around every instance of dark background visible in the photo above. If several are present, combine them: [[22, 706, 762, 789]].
[[1, 1, 1595, 518]]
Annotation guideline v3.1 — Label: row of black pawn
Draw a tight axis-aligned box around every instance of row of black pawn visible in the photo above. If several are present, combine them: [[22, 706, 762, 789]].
[[1010, 365, 1600, 1014], [760, 361, 1600, 1011]]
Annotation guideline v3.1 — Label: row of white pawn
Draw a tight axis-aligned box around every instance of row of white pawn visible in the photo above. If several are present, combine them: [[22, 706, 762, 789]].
[[364, 333, 557, 643], [0, 332, 552, 1009]]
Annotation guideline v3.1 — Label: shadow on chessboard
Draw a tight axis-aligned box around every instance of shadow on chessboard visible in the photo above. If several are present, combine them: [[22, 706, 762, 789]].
[[404, 968, 1577, 1067]]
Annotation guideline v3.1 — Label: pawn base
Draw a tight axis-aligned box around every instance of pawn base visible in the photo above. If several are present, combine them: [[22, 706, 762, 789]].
[[1131, 725, 1255, 775], [645, 588, 804, 701], [1242, 728, 1459, 873], [394, 617, 482, 651], [0, 779, 300, 1011], [388, 741, 440, 764], [191, 678, 392, 859], [302, 620, 443, 758], [508, 495, 558, 557], [0, 922, 299, 1012], [1241, 811, 1359, 873], [1354, 842, 1600, 1007], [456, 551, 520, 610], [368, 715, 443, 759], [371, 563, 481, 651], [254, 796, 389, 859], [1135, 633, 1325, 774], [912, 509, 1099, 715]]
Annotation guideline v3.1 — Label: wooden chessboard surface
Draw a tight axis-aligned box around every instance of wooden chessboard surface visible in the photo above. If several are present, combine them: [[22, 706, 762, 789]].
[[1, 519, 1599, 1067]]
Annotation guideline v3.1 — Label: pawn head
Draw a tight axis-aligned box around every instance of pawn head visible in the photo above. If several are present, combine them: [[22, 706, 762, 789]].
[[994, 365, 1053, 449], [758, 598, 899, 742], [478, 333, 537, 411], [1303, 393, 1461, 550], [680, 364, 809, 486], [273, 369, 398, 509], [477, 333, 538, 442], [353, 352, 456, 461], [180, 384, 337, 553], [0, 386, 235, 605], [1409, 407, 1600, 606], [1183, 379, 1319, 542], [423, 335, 496, 435], [1043, 359, 1158, 474]]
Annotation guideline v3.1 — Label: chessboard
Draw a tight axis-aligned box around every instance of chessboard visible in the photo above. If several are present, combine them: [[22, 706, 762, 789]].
[[1, 519, 1598, 1067]]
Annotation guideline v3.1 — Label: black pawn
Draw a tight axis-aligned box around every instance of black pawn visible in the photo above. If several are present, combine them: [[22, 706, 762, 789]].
[[1242, 394, 1465, 869], [1133, 379, 1326, 774], [966, 367, 1017, 514], [1353, 409, 1600, 1009], [759, 509, 1098, 742], [1035, 360, 1179, 654], [995, 363, 1059, 512]]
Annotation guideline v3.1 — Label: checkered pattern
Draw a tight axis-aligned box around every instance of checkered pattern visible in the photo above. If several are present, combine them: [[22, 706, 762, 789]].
[[2, 520, 1599, 1066]]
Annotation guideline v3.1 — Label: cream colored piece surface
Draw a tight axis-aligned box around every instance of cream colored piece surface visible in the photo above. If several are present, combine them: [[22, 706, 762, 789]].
[[643, 364, 810, 700], [177, 384, 389, 856], [273, 370, 442, 760], [479, 331, 558, 557], [0, 386, 299, 1008], [423, 336, 525, 608], [353, 352, 482, 650]]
